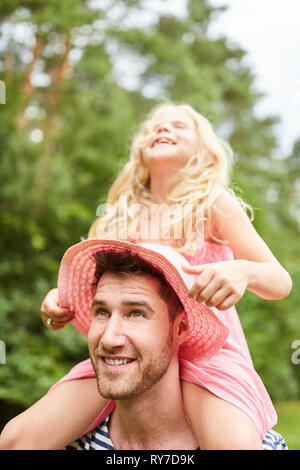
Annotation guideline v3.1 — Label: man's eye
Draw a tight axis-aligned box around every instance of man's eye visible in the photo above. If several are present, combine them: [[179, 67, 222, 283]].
[[94, 309, 110, 317], [130, 311, 145, 318]]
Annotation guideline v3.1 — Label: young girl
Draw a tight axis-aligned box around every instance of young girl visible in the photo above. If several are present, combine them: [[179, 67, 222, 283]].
[[1, 102, 292, 450]]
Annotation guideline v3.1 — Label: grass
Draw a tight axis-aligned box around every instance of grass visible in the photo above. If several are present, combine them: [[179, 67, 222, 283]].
[[273, 401, 300, 450]]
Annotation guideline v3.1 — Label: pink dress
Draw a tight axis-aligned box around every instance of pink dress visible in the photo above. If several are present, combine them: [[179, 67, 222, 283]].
[[51, 240, 277, 439]]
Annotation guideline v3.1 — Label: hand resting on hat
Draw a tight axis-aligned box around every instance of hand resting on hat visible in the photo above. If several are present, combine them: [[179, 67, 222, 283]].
[[182, 259, 250, 311], [40, 288, 74, 330]]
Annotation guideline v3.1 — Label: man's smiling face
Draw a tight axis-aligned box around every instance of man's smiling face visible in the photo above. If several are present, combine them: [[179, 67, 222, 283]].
[[88, 272, 176, 400]]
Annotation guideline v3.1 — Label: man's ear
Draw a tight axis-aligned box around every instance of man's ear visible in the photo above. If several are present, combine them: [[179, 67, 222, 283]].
[[173, 311, 189, 346]]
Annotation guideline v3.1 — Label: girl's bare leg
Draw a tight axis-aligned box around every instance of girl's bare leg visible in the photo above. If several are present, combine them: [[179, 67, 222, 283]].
[[0, 378, 106, 450], [182, 382, 263, 450]]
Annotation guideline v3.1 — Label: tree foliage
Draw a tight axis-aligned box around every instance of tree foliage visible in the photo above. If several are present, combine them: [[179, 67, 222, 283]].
[[0, 0, 299, 418]]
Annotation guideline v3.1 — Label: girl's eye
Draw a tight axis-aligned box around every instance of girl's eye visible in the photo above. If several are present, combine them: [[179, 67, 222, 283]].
[[174, 122, 186, 129]]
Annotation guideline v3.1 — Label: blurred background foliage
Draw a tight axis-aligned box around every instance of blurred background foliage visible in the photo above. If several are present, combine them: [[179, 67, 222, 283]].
[[0, 0, 299, 431]]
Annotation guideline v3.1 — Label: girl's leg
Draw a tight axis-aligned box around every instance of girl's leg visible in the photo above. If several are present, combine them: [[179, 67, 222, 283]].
[[182, 382, 263, 450], [0, 378, 107, 450]]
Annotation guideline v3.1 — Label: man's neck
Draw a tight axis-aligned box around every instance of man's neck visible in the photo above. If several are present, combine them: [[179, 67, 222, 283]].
[[108, 362, 198, 450]]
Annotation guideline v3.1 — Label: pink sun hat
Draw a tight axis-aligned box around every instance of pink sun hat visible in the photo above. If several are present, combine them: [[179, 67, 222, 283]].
[[58, 239, 229, 360]]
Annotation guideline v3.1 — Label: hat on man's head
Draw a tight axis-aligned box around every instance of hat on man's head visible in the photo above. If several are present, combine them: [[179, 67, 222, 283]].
[[58, 239, 229, 360]]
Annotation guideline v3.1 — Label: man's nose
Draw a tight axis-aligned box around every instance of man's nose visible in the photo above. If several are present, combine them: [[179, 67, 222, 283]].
[[101, 315, 126, 351]]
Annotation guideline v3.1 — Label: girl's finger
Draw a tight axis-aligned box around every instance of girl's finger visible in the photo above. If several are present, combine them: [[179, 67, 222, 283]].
[[182, 264, 208, 274], [41, 304, 71, 319], [46, 322, 66, 331], [205, 286, 232, 307], [51, 312, 74, 322], [215, 294, 237, 311], [194, 276, 222, 303], [41, 311, 74, 328], [188, 269, 214, 299], [44, 318, 70, 330]]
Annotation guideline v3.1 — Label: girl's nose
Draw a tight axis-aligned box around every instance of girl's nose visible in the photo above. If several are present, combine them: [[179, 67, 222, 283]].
[[157, 122, 171, 133]]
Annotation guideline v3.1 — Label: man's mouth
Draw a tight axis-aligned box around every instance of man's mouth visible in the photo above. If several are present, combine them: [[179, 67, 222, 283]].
[[101, 357, 135, 368]]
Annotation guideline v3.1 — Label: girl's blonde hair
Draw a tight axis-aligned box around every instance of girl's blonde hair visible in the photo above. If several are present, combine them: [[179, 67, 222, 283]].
[[90, 101, 253, 253]]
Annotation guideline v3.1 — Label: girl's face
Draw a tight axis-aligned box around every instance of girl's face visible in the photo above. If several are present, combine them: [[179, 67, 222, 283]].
[[141, 109, 200, 170]]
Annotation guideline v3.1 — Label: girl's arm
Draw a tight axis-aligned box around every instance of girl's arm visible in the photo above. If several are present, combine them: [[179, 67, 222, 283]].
[[183, 189, 292, 307], [210, 189, 292, 300], [0, 378, 107, 450]]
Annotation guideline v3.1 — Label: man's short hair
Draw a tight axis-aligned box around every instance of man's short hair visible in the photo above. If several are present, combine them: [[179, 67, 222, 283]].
[[93, 250, 184, 322]]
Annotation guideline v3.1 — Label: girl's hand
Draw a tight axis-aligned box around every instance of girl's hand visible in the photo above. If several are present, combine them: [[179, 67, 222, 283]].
[[41, 288, 74, 330], [182, 260, 249, 311]]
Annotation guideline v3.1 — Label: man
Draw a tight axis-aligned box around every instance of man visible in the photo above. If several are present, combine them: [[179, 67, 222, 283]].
[[0, 240, 287, 450]]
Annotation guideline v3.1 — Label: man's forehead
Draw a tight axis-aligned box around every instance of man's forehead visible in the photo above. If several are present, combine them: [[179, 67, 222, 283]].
[[94, 271, 163, 302]]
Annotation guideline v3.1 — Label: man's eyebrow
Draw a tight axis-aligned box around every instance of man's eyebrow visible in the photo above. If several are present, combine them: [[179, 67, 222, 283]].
[[92, 299, 155, 313]]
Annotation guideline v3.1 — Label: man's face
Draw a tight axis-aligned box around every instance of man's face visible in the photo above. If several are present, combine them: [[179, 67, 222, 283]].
[[88, 272, 176, 400]]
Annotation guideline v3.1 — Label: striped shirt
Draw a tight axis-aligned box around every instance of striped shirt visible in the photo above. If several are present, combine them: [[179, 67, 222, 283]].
[[65, 414, 288, 451]]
